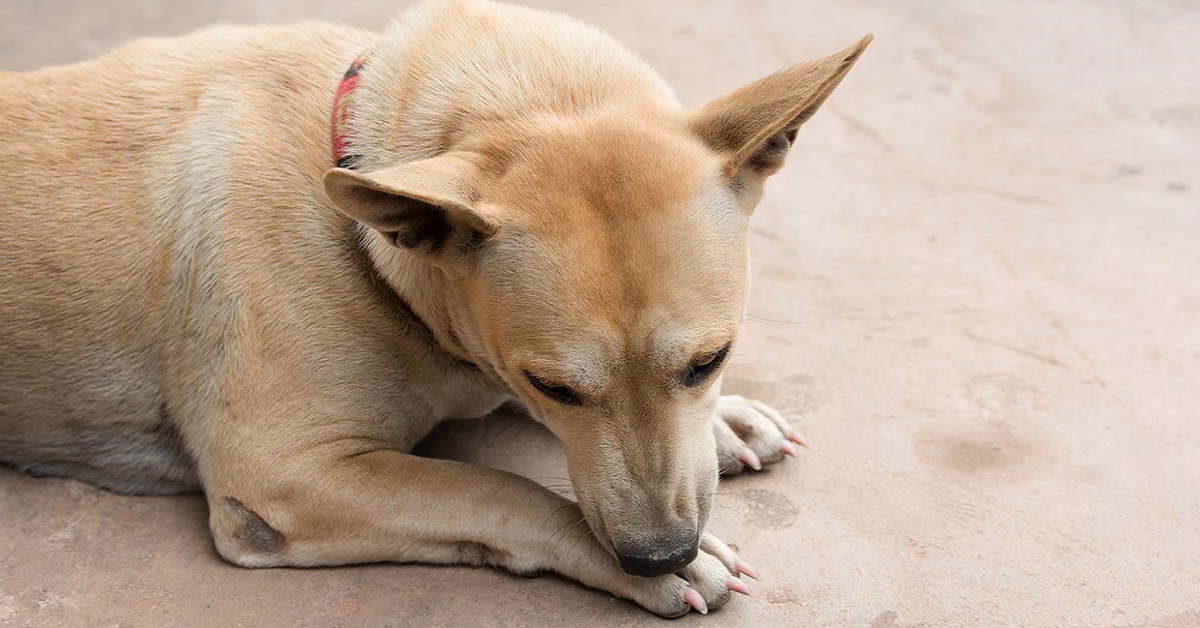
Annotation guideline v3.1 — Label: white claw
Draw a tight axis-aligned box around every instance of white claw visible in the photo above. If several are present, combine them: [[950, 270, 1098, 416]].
[[737, 447, 762, 471], [682, 585, 708, 614]]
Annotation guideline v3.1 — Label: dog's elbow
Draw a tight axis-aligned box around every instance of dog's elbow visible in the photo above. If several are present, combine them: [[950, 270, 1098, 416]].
[[211, 497, 289, 568]]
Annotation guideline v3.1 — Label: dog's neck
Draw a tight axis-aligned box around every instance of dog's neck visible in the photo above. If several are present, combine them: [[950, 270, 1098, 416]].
[[359, 230, 487, 370], [329, 53, 493, 373]]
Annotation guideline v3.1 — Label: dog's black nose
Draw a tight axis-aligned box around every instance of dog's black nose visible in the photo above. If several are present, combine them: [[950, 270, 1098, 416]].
[[613, 532, 699, 577]]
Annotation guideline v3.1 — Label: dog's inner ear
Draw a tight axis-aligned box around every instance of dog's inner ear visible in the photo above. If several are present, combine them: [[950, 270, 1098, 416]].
[[690, 34, 873, 179], [324, 153, 498, 256]]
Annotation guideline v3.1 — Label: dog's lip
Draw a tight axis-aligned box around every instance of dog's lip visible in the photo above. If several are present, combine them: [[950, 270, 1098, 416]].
[[579, 502, 618, 558]]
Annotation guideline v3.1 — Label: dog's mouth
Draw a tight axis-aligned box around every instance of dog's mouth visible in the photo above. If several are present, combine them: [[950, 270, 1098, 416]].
[[573, 483, 713, 577]]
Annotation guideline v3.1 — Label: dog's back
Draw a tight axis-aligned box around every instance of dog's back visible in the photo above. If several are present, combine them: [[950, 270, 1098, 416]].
[[0, 24, 369, 493]]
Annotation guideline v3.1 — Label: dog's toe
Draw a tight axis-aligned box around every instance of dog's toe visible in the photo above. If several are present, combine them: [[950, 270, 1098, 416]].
[[677, 541, 742, 612], [712, 395, 804, 475]]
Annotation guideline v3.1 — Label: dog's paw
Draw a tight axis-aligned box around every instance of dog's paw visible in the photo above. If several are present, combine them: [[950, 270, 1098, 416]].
[[622, 533, 754, 617], [711, 394, 808, 475]]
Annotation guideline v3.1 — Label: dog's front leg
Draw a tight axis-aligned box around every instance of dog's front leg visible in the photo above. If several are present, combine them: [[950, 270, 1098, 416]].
[[712, 394, 809, 474], [206, 451, 741, 617]]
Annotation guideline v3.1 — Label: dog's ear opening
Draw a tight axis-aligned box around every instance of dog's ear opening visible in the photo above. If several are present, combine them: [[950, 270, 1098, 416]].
[[324, 153, 499, 257], [690, 34, 872, 178]]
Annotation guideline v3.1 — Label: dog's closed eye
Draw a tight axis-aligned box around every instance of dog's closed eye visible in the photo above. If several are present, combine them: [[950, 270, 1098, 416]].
[[524, 371, 583, 406], [683, 342, 731, 388]]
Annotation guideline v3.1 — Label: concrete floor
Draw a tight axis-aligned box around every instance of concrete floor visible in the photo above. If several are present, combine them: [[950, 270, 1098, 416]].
[[2, 1, 1199, 627]]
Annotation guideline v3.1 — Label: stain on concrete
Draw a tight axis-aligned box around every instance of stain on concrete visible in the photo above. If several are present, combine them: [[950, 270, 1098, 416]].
[[914, 433, 1031, 474], [867, 610, 929, 628], [903, 535, 928, 559], [1165, 181, 1189, 192], [869, 611, 900, 628], [737, 488, 800, 530], [1110, 165, 1143, 179], [764, 585, 805, 605], [915, 372, 1052, 476]]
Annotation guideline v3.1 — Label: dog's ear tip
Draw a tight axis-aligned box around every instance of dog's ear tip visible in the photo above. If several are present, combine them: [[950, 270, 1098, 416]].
[[850, 33, 874, 56], [834, 34, 873, 65]]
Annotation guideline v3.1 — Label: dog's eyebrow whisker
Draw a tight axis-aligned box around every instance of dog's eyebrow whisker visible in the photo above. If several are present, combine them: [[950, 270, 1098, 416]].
[[746, 313, 806, 325], [723, 359, 759, 370]]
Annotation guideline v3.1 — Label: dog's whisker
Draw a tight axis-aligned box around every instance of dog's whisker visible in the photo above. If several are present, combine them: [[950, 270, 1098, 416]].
[[562, 517, 596, 559], [539, 502, 580, 533], [550, 515, 589, 549], [746, 312, 805, 325]]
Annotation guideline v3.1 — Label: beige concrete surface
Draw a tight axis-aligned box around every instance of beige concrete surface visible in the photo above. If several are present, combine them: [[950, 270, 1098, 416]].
[[2, 1, 1198, 626]]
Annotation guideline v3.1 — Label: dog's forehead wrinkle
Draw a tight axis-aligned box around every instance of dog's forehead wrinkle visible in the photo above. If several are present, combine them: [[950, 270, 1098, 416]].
[[528, 341, 611, 390]]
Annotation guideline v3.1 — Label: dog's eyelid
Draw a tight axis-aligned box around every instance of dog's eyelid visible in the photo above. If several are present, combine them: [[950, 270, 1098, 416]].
[[681, 341, 732, 387], [690, 341, 732, 368], [523, 370, 584, 406]]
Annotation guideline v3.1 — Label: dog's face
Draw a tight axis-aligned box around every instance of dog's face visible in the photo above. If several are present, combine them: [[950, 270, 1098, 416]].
[[325, 35, 871, 576], [469, 118, 746, 575]]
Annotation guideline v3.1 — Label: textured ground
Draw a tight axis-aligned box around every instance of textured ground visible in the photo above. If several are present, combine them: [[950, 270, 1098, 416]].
[[2, 1, 1199, 627]]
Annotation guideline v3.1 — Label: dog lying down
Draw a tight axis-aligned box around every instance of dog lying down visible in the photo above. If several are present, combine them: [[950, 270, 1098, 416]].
[[0, 0, 869, 617]]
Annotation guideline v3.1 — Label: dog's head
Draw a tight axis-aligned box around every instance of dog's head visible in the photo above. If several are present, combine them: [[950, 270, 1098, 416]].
[[325, 35, 870, 576]]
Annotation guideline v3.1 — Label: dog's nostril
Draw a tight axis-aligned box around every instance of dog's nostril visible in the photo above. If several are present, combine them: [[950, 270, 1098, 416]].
[[614, 536, 699, 577]]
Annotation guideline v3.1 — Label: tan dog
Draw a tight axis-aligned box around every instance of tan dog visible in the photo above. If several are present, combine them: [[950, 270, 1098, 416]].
[[0, 0, 868, 616]]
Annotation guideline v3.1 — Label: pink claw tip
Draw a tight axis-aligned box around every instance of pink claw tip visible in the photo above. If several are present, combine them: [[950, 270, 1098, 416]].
[[735, 559, 759, 580], [780, 441, 799, 457], [737, 448, 762, 471], [727, 577, 751, 595], [788, 430, 811, 448], [683, 585, 708, 614]]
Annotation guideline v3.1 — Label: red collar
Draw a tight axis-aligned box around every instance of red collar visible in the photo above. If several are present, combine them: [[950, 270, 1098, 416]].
[[331, 55, 367, 169]]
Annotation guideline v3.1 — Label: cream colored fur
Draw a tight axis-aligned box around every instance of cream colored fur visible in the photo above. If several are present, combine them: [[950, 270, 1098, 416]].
[[0, 0, 868, 616]]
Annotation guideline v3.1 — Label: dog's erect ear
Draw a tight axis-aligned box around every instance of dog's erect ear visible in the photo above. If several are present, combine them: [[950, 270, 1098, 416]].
[[324, 153, 499, 257], [690, 35, 872, 179]]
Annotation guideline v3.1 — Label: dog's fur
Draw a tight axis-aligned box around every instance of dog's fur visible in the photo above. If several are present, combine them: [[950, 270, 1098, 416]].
[[0, 0, 868, 616]]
